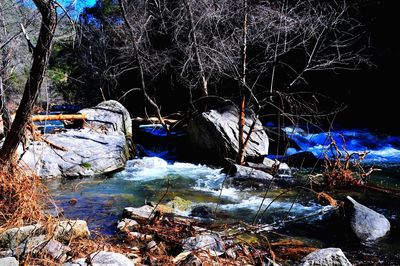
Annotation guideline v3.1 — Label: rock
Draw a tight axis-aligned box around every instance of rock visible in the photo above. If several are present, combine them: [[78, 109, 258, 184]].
[[80, 100, 132, 139], [0, 224, 44, 249], [190, 206, 214, 219], [301, 248, 352, 266], [0, 257, 18, 266], [223, 163, 274, 187], [123, 205, 155, 221], [89, 251, 135, 266], [53, 220, 90, 243], [182, 233, 225, 256], [63, 251, 135, 266], [14, 235, 69, 261], [187, 105, 269, 164], [166, 196, 192, 212], [20, 100, 131, 178], [346, 196, 390, 242], [117, 218, 138, 231]]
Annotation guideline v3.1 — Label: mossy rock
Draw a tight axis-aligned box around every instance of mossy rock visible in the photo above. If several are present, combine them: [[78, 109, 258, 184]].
[[166, 196, 193, 212]]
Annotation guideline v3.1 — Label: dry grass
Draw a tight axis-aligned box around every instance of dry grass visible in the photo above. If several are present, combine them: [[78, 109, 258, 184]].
[[0, 163, 49, 231]]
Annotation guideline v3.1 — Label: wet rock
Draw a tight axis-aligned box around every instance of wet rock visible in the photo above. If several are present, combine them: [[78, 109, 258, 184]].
[[53, 220, 90, 243], [187, 105, 269, 164], [223, 163, 274, 187], [63, 251, 135, 266], [301, 248, 352, 266], [166, 196, 193, 212], [182, 233, 225, 256], [0, 257, 18, 266], [20, 100, 131, 178], [123, 205, 155, 221], [190, 206, 214, 219], [346, 196, 390, 242]]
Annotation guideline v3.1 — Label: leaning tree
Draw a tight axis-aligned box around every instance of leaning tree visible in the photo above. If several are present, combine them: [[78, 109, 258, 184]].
[[0, 0, 57, 166]]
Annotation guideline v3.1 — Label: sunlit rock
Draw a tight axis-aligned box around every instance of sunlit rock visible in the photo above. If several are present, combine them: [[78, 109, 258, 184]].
[[301, 248, 352, 266], [346, 196, 390, 242], [20, 100, 131, 178], [187, 105, 269, 164]]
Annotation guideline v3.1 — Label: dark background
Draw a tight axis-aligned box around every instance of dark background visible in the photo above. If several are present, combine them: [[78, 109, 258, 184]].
[[319, 1, 399, 134]]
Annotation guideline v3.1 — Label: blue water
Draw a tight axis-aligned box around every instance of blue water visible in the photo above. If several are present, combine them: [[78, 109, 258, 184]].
[[281, 128, 400, 164]]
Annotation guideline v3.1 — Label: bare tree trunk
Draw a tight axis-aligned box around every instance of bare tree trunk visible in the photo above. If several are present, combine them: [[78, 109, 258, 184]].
[[241, 0, 248, 88], [118, 0, 167, 130], [237, 96, 245, 165], [186, 1, 208, 97], [0, 76, 12, 136], [0, 0, 57, 165]]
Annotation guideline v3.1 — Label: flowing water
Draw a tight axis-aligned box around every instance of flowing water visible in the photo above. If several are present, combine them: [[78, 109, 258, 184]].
[[46, 128, 400, 265]]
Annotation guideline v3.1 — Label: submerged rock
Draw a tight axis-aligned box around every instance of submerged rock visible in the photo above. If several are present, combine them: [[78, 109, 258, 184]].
[[187, 105, 269, 164], [190, 206, 214, 219], [20, 100, 131, 178], [166, 197, 193, 212], [301, 248, 352, 266], [346, 196, 390, 242]]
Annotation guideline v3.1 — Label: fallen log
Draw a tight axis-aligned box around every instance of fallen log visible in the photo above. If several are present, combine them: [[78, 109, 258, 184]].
[[32, 114, 87, 122]]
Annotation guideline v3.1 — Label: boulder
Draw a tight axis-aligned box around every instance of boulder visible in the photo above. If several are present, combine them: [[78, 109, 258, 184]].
[[301, 248, 352, 266], [79, 100, 132, 139], [187, 105, 269, 164], [0, 257, 18, 266], [346, 196, 390, 242], [63, 251, 135, 266], [182, 233, 225, 256], [20, 100, 131, 178]]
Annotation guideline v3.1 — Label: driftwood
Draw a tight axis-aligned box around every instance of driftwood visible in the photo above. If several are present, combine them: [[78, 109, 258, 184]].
[[132, 117, 178, 125], [32, 114, 87, 122]]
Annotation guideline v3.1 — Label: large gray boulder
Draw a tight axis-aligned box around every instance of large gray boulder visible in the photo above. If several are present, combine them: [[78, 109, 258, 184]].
[[187, 105, 269, 164], [301, 248, 352, 266], [346, 196, 390, 242], [20, 100, 131, 178]]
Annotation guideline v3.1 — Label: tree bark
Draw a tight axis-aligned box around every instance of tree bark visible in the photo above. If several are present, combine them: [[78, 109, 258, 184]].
[[0, 0, 57, 165], [0, 76, 12, 137], [118, 0, 167, 130], [186, 1, 208, 97]]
